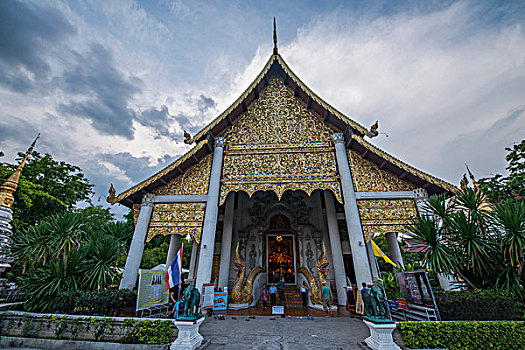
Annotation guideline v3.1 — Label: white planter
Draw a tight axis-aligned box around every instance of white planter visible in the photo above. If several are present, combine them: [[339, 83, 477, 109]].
[[363, 320, 401, 350], [171, 317, 204, 350]]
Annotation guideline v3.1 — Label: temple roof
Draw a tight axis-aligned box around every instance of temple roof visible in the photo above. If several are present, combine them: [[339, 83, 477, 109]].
[[111, 53, 456, 208]]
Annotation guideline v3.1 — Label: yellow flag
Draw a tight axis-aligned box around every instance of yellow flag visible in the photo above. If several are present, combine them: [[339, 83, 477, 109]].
[[371, 239, 397, 267]]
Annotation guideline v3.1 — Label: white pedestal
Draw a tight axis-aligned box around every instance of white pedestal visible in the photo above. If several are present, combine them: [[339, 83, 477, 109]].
[[363, 320, 401, 350], [171, 317, 204, 350]]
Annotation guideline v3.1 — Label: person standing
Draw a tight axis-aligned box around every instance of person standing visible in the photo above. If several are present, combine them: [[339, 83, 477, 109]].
[[277, 278, 286, 306], [260, 284, 269, 309], [321, 283, 333, 316], [269, 283, 277, 307], [300, 281, 309, 308]]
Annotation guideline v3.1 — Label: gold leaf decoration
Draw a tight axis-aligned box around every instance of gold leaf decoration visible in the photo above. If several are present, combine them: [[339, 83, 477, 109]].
[[147, 203, 206, 243], [357, 199, 417, 240], [347, 149, 416, 192], [220, 78, 342, 204], [154, 154, 212, 195]]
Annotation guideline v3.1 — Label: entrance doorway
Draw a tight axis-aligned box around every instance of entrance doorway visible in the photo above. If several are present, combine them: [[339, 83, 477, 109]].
[[267, 234, 296, 284]]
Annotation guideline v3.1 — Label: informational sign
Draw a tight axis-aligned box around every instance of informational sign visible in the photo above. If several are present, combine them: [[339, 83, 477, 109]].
[[213, 292, 228, 311], [397, 271, 435, 307], [272, 306, 284, 315], [397, 298, 408, 310], [136, 269, 169, 311], [202, 283, 215, 310]]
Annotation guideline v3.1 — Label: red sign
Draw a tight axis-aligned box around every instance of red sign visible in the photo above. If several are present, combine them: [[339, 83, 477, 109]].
[[397, 298, 408, 310]]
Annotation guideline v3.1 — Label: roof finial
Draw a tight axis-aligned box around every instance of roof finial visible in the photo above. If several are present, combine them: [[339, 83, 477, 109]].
[[0, 133, 40, 208], [273, 17, 278, 55]]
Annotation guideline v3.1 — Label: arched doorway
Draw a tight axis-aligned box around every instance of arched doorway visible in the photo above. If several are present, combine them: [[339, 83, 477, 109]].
[[265, 214, 297, 285]]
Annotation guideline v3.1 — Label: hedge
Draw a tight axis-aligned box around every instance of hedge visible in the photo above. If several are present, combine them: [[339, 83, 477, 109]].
[[398, 321, 525, 350], [434, 289, 523, 320], [54, 289, 136, 316]]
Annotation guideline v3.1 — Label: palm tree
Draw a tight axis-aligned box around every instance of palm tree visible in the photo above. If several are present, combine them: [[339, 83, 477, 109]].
[[47, 212, 85, 276], [12, 223, 52, 272]]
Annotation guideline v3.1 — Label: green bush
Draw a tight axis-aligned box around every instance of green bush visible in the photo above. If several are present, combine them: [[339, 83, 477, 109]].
[[55, 289, 136, 316], [121, 319, 174, 344], [398, 321, 525, 350], [434, 289, 523, 320]]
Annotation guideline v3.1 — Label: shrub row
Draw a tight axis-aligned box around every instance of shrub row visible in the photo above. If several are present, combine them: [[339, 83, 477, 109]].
[[54, 289, 136, 316], [434, 289, 523, 320], [0, 313, 174, 344], [398, 321, 525, 350]]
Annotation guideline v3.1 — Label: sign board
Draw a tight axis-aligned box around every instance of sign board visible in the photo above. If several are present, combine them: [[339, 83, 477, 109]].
[[397, 298, 408, 310], [202, 283, 215, 310], [272, 306, 284, 315], [136, 269, 169, 311], [397, 271, 435, 308], [213, 292, 228, 311]]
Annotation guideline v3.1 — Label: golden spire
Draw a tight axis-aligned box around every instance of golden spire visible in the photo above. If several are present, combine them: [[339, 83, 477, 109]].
[[0, 134, 40, 208], [273, 17, 278, 55]]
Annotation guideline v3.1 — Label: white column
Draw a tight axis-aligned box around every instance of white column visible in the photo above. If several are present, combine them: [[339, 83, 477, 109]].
[[323, 191, 349, 306], [218, 193, 235, 289], [331, 133, 373, 285], [165, 234, 182, 267], [195, 137, 225, 292], [0, 206, 14, 271], [187, 240, 199, 281], [119, 193, 155, 290], [385, 232, 404, 269]]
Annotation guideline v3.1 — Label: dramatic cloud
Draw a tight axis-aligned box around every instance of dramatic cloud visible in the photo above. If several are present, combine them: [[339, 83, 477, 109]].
[[0, 0, 74, 92], [1, 0, 523, 219], [57, 44, 143, 139]]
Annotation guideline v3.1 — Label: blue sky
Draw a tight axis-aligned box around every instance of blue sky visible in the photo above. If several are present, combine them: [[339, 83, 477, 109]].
[[1, 0, 524, 217]]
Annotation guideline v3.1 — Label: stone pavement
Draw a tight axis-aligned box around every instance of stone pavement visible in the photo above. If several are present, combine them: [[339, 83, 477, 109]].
[[200, 315, 370, 350]]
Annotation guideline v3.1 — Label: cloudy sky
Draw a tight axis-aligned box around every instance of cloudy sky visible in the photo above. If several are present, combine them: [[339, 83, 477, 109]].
[[1, 0, 524, 217]]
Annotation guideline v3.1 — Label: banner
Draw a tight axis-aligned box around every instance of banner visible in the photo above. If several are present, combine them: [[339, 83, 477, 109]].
[[136, 269, 170, 311], [213, 292, 228, 311], [355, 289, 365, 315], [202, 283, 215, 310]]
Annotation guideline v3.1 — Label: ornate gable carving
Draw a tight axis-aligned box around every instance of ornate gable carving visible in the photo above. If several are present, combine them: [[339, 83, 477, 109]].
[[347, 149, 416, 192], [220, 78, 342, 204], [154, 154, 212, 195], [358, 199, 417, 240]]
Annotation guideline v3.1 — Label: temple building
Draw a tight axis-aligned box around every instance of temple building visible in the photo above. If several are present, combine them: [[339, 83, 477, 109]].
[[111, 23, 455, 307]]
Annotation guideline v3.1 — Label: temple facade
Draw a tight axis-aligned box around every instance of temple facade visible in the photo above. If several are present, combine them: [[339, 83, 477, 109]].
[[111, 35, 455, 307]]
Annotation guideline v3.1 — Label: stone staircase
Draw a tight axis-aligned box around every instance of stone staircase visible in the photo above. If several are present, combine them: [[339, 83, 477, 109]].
[[257, 285, 304, 308]]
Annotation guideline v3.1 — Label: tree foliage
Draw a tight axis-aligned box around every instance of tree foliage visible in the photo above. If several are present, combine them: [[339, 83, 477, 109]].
[[479, 140, 525, 202], [0, 151, 93, 232]]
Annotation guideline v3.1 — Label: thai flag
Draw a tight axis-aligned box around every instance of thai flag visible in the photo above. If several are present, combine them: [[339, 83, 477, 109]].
[[165, 245, 183, 290]]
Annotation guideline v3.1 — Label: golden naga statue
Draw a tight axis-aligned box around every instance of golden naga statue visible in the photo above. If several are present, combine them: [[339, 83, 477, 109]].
[[107, 183, 116, 203], [0, 134, 39, 209], [183, 130, 194, 145], [231, 242, 265, 304], [317, 242, 330, 287], [297, 266, 321, 305]]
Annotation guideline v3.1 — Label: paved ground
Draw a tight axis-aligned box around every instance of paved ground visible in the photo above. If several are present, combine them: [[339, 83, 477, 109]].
[[200, 315, 370, 350]]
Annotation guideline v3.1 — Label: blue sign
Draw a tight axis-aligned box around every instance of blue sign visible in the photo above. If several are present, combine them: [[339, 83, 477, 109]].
[[272, 306, 284, 315], [213, 292, 228, 311]]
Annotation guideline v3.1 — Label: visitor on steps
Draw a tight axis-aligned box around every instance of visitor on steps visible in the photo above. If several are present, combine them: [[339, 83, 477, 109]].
[[277, 278, 286, 306], [261, 283, 269, 309], [301, 281, 309, 308], [269, 283, 277, 307], [321, 282, 333, 316]]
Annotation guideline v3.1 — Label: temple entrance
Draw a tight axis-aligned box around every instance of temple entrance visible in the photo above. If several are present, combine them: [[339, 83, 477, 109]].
[[267, 234, 296, 284], [266, 214, 297, 284]]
